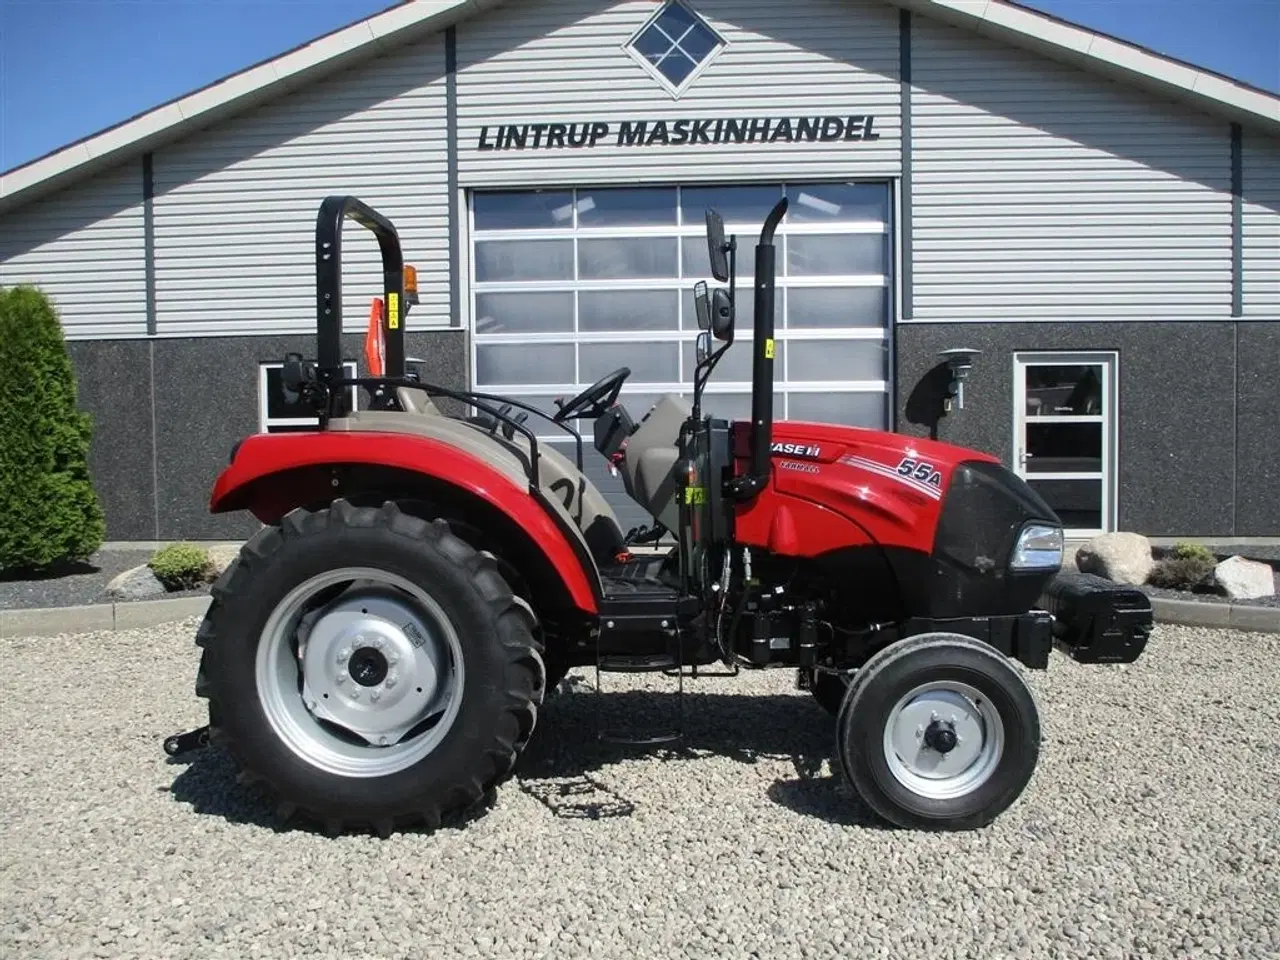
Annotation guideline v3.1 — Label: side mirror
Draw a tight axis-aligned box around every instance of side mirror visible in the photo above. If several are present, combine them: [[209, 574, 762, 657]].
[[693, 280, 712, 331], [705, 209, 729, 282], [711, 289, 734, 342], [695, 330, 712, 365]]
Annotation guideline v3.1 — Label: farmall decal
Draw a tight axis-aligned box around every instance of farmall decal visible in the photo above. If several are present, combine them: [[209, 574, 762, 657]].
[[476, 116, 882, 151]]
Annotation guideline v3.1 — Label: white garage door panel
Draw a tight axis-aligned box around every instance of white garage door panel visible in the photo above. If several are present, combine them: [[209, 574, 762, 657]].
[[469, 182, 893, 527]]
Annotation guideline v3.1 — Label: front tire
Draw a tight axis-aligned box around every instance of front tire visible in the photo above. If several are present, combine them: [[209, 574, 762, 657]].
[[194, 499, 545, 836], [836, 633, 1040, 831]]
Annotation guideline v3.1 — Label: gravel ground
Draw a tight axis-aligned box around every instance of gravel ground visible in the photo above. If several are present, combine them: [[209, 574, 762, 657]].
[[0, 549, 210, 610], [2, 620, 1277, 960]]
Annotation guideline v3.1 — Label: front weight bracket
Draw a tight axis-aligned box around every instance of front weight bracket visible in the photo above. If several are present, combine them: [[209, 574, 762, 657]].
[[163, 725, 210, 757]]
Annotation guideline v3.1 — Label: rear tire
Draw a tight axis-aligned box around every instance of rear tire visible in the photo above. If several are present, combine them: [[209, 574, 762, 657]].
[[194, 499, 545, 836], [836, 633, 1040, 831]]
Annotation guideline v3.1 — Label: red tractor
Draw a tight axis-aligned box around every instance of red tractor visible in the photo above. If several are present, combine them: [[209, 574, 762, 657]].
[[167, 195, 1152, 835]]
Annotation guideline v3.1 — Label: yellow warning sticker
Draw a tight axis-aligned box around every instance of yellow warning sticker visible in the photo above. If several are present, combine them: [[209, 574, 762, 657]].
[[388, 292, 400, 330], [764, 338, 775, 360], [684, 486, 707, 505]]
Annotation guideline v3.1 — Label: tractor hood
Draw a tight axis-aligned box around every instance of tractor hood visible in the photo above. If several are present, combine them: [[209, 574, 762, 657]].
[[731, 418, 1065, 619]]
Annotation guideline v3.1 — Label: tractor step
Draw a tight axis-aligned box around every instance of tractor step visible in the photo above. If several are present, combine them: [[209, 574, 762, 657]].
[[598, 653, 678, 673], [594, 624, 684, 748]]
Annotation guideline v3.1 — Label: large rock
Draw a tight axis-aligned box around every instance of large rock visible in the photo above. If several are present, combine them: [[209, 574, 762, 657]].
[[1214, 556, 1276, 600], [1074, 532, 1154, 586], [106, 564, 166, 601], [207, 543, 242, 578]]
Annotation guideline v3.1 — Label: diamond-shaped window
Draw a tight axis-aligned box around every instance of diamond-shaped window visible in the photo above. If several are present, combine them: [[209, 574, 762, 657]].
[[626, 1, 724, 93]]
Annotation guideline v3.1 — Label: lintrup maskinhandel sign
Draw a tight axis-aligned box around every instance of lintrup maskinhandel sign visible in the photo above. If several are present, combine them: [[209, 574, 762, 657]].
[[476, 115, 883, 151]]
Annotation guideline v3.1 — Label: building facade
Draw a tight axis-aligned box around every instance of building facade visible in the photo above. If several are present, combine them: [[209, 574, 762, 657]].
[[2, 0, 1277, 542]]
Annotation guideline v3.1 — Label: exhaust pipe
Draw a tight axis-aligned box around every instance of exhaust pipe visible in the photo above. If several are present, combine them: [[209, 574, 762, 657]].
[[730, 197, 788, 501]]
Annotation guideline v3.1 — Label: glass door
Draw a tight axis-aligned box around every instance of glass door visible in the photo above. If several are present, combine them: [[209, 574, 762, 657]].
[[1013, 352, 1117, 537]]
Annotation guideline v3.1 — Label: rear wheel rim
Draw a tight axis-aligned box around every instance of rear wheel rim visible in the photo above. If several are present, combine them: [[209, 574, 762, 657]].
[[255, 566, 465, 778], [882, 680, 1004, 801]]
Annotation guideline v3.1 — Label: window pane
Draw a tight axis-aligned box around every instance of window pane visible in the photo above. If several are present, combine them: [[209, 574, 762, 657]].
[[787, 340, 887, 382], [577, 187, 677, 227], [476, 343, 574, 386], [1026, 422, 1102, 473], [1024, 364, 1106, 417], [702, 392, 784, 422], [474, 291, 573, 334], [682, 236, 753, 280], [654, 0, 697, 35], [680, 185, 783, 226], [579, 289, 679, 332], [579, 237, 678, 279], [264, 366, 317, 421], [786, 183, 889, 224], [787, 287, 887, 329], [581, 342, 678, 383], [787, 391, 888, 428], [474, 190, 574, 230], [682, 338, 783, 383], [619, 391, 665, 421], [787, 234, 887, 276], [679, 21, 720, 62], [475, 239, 574, 282], [1027, 479, 1102, 530]]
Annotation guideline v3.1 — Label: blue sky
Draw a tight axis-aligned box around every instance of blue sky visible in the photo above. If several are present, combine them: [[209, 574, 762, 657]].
[[1, 0, 1276, 172]]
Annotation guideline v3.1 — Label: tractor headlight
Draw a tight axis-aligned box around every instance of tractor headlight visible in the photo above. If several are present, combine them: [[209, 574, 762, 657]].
[[1010, 522, 1064, 572]]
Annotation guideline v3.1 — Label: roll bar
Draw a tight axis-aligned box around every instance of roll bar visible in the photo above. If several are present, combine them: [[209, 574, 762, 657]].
[[315, 195, 405, 417], [729, 196, 788, 501]]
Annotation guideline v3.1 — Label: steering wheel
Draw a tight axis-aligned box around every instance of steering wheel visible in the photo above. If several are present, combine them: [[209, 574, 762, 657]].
[[552, 367, 630, 423]]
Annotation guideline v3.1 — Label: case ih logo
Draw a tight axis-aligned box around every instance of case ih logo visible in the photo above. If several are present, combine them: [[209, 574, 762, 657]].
[[771, 442, 823, 459]]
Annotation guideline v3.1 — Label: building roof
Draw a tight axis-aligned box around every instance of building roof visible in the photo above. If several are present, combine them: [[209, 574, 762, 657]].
[[2, 0, 1277, 214]]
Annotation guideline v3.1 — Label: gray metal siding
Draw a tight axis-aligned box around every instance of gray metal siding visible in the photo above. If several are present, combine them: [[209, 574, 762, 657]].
[[910, 17, 1233, 321], [0, 162, 147, 339], [1242, 133, 1280, 317], [152, 37, 451, 337], [456, 0, 902, 186]]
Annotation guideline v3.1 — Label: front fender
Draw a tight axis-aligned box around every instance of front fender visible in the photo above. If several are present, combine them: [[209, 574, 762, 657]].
[[212, 431, 600, 614]]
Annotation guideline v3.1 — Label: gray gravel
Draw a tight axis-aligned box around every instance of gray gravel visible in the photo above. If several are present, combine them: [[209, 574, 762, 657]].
[[2, 619, 1278, 960]]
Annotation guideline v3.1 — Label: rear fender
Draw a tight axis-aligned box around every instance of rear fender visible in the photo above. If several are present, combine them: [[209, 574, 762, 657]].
[[212, 432, 601, 614]]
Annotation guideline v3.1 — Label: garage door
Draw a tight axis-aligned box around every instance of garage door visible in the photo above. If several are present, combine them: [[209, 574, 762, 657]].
[[468, 182, 893, 534]]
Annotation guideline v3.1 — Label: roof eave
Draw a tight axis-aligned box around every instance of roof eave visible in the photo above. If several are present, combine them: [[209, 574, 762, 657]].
[[0, 0, 503, 215], [891, 0, 1280, 134]]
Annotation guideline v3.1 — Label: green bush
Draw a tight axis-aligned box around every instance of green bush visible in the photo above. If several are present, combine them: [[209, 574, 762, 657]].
[[1148, 555, 1218, 592], [0, 285, 105, 574], [1171, 541, 1217, 565], [149, 543, 213, 591]]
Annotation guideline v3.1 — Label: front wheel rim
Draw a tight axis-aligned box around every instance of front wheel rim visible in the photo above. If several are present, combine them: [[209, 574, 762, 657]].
[[255, 566, 466, 779], [882, 680, 1005, 801]]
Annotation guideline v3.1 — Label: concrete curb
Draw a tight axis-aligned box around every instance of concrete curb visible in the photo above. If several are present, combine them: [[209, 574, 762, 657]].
[[1149, 596, 1280, 634], [0, 596, 211, 639]]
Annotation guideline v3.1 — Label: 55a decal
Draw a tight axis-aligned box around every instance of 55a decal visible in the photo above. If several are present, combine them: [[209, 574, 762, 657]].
[[896, 457, 943, 488]]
